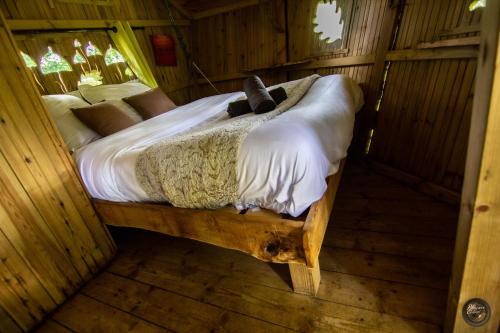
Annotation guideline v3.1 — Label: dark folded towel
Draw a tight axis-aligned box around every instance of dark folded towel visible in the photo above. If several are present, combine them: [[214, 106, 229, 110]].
[[244, 76, 276, 114], [227, 87, 289, 118], [269, 87, 287, 105], [227, 99, 252, 118]]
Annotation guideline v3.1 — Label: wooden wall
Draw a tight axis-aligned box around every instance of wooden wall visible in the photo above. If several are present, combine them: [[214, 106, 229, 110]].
[[0, 13, 115, 332], [369, 0, 481, 196], [190, 0, 288, 99], [190, 0, 391, 100], [189, 0, 481, 200], [0, 0, 192, 104]]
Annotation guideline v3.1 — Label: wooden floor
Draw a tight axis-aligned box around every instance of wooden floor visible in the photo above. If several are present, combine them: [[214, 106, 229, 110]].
[[35, 163, 458, 333]]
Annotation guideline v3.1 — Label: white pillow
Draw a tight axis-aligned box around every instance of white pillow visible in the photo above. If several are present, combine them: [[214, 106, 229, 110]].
[[65, 90, 83, 99], [42, 95, 101, 152], [78, 82, 152, 104]]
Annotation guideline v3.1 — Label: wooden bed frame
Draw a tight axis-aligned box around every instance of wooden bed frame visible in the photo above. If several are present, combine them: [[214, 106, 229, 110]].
[[93, 160, 345, 296]]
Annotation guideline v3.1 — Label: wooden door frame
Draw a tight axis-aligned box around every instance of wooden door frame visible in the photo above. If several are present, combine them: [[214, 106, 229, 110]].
[[445, 0, 500, 331]]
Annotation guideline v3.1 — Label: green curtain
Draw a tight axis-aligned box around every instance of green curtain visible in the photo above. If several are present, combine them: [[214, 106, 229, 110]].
[[108, 21, 158, 88]]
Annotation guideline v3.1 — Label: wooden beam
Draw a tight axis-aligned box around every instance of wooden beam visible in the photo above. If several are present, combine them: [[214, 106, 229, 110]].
[[386, 47, 479, 61], [289, 258, 321, 296], [290, 54, 376, 71], [302, 161, 345, 267], [7, 19, 114, 31], [368, 160, 461, 205], [438, 24, 481, 37], [197, 56, 375, 85], [94, 199, 307, 265], [168, 0, 193, 20], [192, 0, 267, 20], [128, 19, 190, 27], [196, 72, 249, 85], [416, 36, 481, 49], [241, 60, 312, 73], [445, 0, 500, 331], [7, 19, 189, 31], [352, 0, 402, 159]]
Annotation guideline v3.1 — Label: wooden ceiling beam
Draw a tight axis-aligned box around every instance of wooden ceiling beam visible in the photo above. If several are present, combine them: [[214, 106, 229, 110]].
[[6, 19, 190, 31], [192, 0, 270, 20], [168, 0, 193, 20]]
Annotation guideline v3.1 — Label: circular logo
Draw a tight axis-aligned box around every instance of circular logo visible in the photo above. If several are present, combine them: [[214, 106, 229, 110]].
[[462, 298, 490, 326]]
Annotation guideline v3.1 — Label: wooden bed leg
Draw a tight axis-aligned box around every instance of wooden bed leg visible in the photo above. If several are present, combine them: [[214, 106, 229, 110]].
[[288, 259, 320, 296]]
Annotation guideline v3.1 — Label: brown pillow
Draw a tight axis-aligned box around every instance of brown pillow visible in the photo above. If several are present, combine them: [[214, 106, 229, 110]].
[[123, 88, 177, 119], [71, 102, 138, 137]]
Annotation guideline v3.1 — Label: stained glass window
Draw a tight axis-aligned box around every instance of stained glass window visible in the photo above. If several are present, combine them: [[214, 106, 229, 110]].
[[20, 51, 37, 68], [314, 1, 344, 44], [40, 47, 72, 74], [85, 41, 102, 57], [104, 45, 125, 65]]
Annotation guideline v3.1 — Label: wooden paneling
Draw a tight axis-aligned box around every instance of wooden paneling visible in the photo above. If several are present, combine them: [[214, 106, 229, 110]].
[[190, 0, 391, 102], [1, 0, 193, 104], [370, 59, 476, 193], [0, 13, 115, 332], [369, 0, 481, 195], [190, 0, 287, 99], [133, 26, 192, 104]]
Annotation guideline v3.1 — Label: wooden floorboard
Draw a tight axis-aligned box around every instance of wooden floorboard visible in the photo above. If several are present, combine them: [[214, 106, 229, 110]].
[[36, 163, 457, 333]]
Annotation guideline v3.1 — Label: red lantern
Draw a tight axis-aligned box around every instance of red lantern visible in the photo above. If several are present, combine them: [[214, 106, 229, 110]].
[[150, 35, 177, 66]]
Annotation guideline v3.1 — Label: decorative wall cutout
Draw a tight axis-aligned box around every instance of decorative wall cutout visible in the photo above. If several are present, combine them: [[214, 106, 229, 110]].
[[469, 0, 486, 10], [105, 44, 126, 80], [40, 47, 73, 92], [20, 51, 45, 92], [19, 36, 135, 93], [313, 1, 345, 46], [71, 39, 100, 86]]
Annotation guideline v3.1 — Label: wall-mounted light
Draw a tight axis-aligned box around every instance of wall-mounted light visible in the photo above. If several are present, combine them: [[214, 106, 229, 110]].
[[40, 47, 73, 93]]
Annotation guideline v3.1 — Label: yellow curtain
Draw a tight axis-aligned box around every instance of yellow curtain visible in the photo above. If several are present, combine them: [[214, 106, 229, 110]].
[[108, 21, 158, 88]]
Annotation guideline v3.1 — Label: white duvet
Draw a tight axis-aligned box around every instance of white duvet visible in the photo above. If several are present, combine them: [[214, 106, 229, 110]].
[[75, 75, 364, 217]]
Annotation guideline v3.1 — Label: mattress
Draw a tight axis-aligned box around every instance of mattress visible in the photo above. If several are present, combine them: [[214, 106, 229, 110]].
[[74, 75, 364, 217]]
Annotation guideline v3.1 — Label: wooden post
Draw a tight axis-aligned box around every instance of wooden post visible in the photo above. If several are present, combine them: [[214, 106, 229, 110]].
[[288, 258, 320, 296], [444, 0, 500, 331]]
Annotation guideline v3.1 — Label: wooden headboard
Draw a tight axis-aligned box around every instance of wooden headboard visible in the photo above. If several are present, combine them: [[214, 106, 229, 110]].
[[15, 30, 130, 94]]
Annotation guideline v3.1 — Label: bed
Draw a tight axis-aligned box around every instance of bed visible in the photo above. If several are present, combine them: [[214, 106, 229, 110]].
[[47, 74, 364, 295]]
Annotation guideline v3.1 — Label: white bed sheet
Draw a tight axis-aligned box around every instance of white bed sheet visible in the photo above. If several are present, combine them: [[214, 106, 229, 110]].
[[75, 75, 364, 217]]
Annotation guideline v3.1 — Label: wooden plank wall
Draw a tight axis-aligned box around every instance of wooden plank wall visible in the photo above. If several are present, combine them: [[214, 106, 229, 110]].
[[0, 0, 192, 104], [0, 13, 116, 332], [190, 0, 288, 99], [190, 0, 390, 100], [190, 0, 481, 200], [369, 0, 481, 196]]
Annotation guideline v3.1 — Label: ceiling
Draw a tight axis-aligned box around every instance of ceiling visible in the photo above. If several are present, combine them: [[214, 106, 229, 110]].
[[176, 0, 242, 14]]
